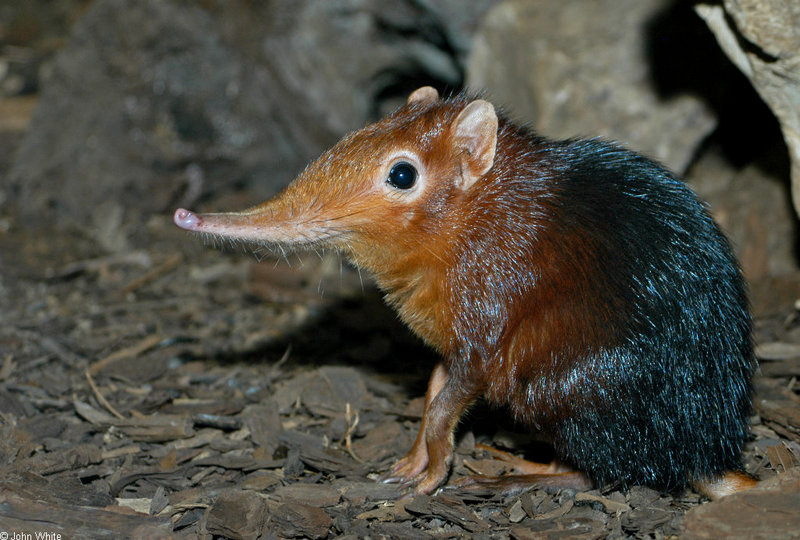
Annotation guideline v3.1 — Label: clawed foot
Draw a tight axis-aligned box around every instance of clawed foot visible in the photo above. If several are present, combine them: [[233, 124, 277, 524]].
[[380, 454, 449, 496], [379, 455, 422, 488]]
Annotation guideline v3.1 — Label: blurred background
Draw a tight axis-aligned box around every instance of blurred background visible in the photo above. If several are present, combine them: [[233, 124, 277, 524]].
[[1, 0, 798, 319]]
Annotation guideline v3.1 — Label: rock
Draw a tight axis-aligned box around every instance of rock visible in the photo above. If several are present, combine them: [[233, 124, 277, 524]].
[[696, 0, 800, 215], [8, 0, 493, 241], [688, 147, 797, 288], [11, 0, 251, 244], [466, 0, 716, 173]]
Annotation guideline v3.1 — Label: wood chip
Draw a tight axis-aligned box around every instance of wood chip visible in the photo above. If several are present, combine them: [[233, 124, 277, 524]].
[[242, 401, 283, 455], [0, 470, 114, 507], [759, 358, 800, 377], [368, 521, 434, 539], [150, 486, 170, 515], [535, 498, 574, 520], [272, 483, 341, 507], [240, 471, 282, 491], [756, 342, 800, 360], [74, 400, 195, 441], [116, 497, 152, 514], [0, 492, 171, 537], [206, 488, 267, 539], [575, 491, 632, 515], [164, 428, 219, 450], [510, 515, 608, 540], [117, 415, 195, 442], [755, 377, 800, 441], [272, 366, 370, 416], [0, 354, 17, 381], [334, 479, 406, 504], [174, 507, 205, 531], [506, 498, 527, 523], [102, 444, 142, 459], [462, 457, 512, 477], [620, 505, 671, 532], [164, 397, 247, 417], [192, 452, 260, 470], [279, 430, 366, 476], [765, 442, 800, 472], [405, 494, 490, 533], [268, 501, 333, 540], [520, 491, 541, 519], [356, 500, 413, 522], [351, 418, 411, 463], [74, 399, 117, 424], [16, 443, 104, 476], [192, 413, 242, 430]]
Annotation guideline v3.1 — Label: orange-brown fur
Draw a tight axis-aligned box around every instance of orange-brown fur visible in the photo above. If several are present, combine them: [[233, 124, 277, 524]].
[[175, 86, 757, 499]]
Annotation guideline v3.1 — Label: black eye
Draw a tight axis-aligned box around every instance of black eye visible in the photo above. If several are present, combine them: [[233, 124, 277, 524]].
[[387, 162, 417, 189]]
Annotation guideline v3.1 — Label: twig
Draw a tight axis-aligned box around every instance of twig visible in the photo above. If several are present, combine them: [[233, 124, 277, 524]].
[[119, 253, 183, 296], [268, 345, 292, 380], [90, 334, 163, 375], [343, 402, 364, 463], [0, 354, 16, 381], [45, 250, 151, 280], [85, 369, 125, 420]]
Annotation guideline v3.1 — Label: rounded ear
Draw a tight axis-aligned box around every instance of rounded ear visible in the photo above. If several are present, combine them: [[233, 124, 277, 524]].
[[452, 100, 498, 190], [407, 86, 439, 105]]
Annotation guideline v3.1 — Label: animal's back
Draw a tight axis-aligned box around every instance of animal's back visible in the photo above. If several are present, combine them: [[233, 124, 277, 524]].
[[455, 131, 755, 490]]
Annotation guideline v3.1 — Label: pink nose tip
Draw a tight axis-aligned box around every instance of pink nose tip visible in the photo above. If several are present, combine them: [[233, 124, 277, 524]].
[[174, 208, 201, 230]]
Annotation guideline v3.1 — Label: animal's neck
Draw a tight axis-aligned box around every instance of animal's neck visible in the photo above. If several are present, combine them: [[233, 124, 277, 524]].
[[356, 244, 455, 355], [388, 273, 449, 350]]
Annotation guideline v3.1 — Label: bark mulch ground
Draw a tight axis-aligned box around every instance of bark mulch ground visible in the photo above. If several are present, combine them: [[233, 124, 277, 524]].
[[1, 215, 799, 538]]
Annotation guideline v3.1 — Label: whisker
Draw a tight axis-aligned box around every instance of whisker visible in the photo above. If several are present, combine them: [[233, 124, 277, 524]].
[[355, 261, 365, 293], [277, 244, 290, 267]]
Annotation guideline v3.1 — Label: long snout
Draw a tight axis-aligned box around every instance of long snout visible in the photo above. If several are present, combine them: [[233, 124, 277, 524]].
[[172, 204, 330, 246], [173, 207, 267, 240]]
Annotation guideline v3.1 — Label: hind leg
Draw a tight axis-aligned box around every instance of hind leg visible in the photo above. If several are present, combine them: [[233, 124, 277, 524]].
[[474, 443, 572, 474], [454, 470, 592, 495], [454, 443, 592, 495]]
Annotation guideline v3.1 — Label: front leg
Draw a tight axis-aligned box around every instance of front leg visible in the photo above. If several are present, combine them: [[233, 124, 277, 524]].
[[383, 363, 448, 483], [384, 362, 481, 494]]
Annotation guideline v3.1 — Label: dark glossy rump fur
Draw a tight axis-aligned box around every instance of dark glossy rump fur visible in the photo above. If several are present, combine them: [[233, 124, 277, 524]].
[[529, 139, 754, 490], [469, 134, 757, 491]]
